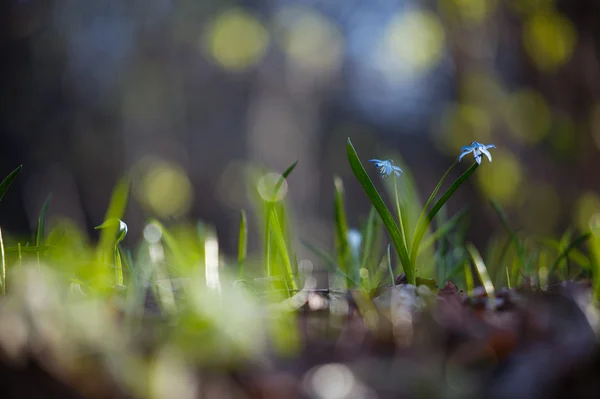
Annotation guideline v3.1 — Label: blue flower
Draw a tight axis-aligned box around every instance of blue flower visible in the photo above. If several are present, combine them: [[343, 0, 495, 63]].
[[369, 159, 403, 177], [458, 141, 496, 164]]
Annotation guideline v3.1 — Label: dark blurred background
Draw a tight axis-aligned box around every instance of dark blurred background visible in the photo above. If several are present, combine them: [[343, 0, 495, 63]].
[[1, 0, 600, 259]]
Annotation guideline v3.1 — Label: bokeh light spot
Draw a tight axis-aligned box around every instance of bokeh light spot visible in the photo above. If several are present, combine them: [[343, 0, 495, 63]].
[[504, 89, 551, 145], [274, 6, 343, 73], [476, 150, 523, 205], [257, 172, 288, 202], [438, 0, 497, 25], [138, 159, 193, 218], [305, 363, 355, 399], [206, 8, 269, 71], [377, 10, 445, 80], [523, 10, 576, 72], [575, 192, 600, 232], [436, 104, 492, 155]]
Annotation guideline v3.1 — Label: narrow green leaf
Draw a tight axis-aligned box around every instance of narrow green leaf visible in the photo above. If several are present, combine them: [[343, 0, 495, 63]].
[[419, 207, 469, 255], [275, 160, 298, 196], [35, 194, 52, 246], [386, 244, 395, 286], [0, 165, 22, 203], [466, 243, 495, 309], [549, 233, 591, 277], [238, 209, 248, 279], [410, 162, 478, 267], [359, 206, 381, 272], [490, 199, 526, 285], [333, 176, 352, 282], [346, 138, 412, 284], [97, 177, 131, 263], [269, 209, 298, 294]]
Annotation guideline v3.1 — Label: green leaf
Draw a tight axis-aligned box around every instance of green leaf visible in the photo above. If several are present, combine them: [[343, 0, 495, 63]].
[[466, 243, 495, 309], [419, 207, 469, 255], [35, 194, 52, 247], [97, 177, 131, 263], [549, 232, 591, 278], [346, 138, 412, 284], [238, 209, 248, 279], [410, 162, 478, 267], [490, 199, 526, 285], [269, 209, 298, 295], [275, 160, 298, 196], [333, 176, 353, 284], [0, 165, 22, 203], [359, 206, 382, 273], [386, 244, 395, 286]]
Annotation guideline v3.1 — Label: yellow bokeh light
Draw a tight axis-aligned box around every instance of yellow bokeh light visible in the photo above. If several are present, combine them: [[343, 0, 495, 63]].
[[436, 103, 492, 155], [523, 10, 576, 72], [507, 0, 555, 16], [206, 8, 269, 71], [274, 6, 343, 73], [137, 159, 193, 218], [575, 192, 600, 232], [476, 150, 523, 205], [438, 0, 497, 25], [460, 72, 506, 110], [516, 182, 560, 234], [503, 89, 550, 145], [378, 10, 445, 79]]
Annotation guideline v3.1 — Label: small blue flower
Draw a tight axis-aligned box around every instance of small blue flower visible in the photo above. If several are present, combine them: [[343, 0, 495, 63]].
[[369, 159, 403, 177], [458, 141, 496, 164]]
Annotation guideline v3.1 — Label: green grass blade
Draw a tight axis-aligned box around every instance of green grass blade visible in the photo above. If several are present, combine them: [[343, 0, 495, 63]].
[[238, 209, 248, 279], [346, 138, 412, 284], [410, 162, 479, 267], [466, 243, 495, 309], [0, 165, 22, 203], [589, 217, 600, 301], [275, 160, 298, 195], [419, 207, 469, 255], [269, 209, 298, 294], [386, 244, 395, 286], [333, 176, 353, 283], [411, 162, 456, 251], [97, 177, 130, 263], [490, 199, 526, 285], [35, 194, 52, 247], [549, 232, 591, 278], [359, 206, 381, 272]]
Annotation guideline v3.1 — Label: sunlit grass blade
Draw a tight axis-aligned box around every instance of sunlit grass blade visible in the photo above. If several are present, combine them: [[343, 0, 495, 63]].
[[466, 243, 496, 309], [410, 162, 478, 268], [97, 177, 130, 265], [490, 199, 526, 285], [333, 176, 353, 284], [238, 209, 248, 279], [95, 218, 128, 286], [346, 138, 412, 283], [419, 207, 469, 255], [549, 232, 591, 278], [269, 209, 298, 295], [386, 244, 394, 286], [359, 206, 381, 272], [0, 165, 22, 203], [275, 160, 298, 192]]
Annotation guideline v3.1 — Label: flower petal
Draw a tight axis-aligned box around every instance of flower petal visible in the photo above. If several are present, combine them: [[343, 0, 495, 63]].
[[480, 147, 493, 162]]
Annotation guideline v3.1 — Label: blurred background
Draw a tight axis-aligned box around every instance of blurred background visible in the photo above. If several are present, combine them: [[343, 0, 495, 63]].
[[1, 0, 600, 260]]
